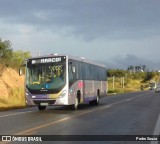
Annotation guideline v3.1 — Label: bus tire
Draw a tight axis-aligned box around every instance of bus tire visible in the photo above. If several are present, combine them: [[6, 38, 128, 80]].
[[38, 105, 46, 111], [94, 90, 100, 105], [94, 95, 99, 105], [71, 96, 79, 110], [71, 91, 80, 110], [89, 100, 94, 105]]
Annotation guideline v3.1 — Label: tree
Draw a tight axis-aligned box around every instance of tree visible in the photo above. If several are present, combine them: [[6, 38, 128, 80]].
[[135, 65, 141, 72], [0, 39, 13, 76], [107, 69, 127, 77], [0, 39, 31, 76], [11, 50, 31, 68], [0, 39, 12, 59], [128, 65, 134, 74], [142, 65, 146, 72]]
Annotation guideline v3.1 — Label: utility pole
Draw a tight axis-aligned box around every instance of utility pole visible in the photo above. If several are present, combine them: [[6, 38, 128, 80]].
[[121, 77, 124, 89], [122, 77, 124, 90], [113, 76, 115, 90], [122, 74, 127, 90]]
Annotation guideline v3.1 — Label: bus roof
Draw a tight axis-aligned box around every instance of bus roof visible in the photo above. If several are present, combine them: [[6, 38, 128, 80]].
[[28, 54, 106, 68]]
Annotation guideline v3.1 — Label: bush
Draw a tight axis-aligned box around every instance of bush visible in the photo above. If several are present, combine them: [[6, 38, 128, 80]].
[[0, 39, 31, 73], [107, 69, 127, 77], [10, 50, 31, 69]]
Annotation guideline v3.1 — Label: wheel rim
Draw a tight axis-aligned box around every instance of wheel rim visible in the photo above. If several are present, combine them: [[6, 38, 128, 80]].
[[97, 96, 99, 103], [75, 97, 78, 109]]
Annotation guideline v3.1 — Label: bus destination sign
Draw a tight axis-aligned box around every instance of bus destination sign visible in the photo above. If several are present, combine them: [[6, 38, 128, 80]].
[[31, 57, 65, 64]]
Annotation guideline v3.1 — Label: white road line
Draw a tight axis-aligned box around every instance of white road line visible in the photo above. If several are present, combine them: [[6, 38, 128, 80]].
[[150, 112, 160, 144], [126, 98, 132, 101], [133, 92, 149, 99], [131, 91, 160, 144], [0, 111, 33, 118]]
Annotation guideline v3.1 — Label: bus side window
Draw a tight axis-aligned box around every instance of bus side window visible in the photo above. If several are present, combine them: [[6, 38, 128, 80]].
[[69, 66, 74, 82], [72, 65, 79, 79], [69, 65, 77, 83]]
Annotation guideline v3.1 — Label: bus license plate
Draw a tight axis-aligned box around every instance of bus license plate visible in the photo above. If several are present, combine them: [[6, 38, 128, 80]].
[[40, 103, 48, 106]]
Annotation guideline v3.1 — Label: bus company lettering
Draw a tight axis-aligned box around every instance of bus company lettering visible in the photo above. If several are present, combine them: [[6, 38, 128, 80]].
[[41, 57, 61, 63], [78, 81, 84, 88]]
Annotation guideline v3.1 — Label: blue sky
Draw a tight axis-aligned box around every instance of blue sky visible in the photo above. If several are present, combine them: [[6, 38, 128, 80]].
[[0, 0, 160, 69]]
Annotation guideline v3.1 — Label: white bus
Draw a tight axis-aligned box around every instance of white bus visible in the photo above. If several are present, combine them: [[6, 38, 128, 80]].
[[149, 81, 157, 90], [19, 54, 107, 110]]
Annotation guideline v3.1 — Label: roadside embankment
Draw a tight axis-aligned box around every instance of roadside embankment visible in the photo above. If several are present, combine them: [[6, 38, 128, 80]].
[[0, 67, 25, 109]]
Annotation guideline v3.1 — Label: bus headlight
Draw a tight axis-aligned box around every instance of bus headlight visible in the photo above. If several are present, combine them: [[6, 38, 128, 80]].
[[59, 90, 67, 98]]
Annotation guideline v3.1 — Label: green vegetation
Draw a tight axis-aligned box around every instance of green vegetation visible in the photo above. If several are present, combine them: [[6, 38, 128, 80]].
[[107, 69, 159, 94], [0, 39, 31, 109], [0, 88, 25, 109], [0, 39, 31, 72]]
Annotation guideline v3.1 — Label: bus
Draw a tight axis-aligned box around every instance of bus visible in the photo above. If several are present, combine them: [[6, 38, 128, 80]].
[[149, 81, 157, 90], [19, 54, 107, 110]]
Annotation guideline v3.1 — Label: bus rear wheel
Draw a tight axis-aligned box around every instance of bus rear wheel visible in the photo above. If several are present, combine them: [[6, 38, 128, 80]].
[[94, 95, 99, 105], [89, 95, 99, 106], [38, 105, 46, 111], [94, 90, 100, 105]]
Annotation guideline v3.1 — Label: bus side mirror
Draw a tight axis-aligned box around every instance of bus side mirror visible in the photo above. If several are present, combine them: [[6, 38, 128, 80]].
[[19, 64, 26, 76], [72, 66, 76, 73], [19, 68, 23, 76]]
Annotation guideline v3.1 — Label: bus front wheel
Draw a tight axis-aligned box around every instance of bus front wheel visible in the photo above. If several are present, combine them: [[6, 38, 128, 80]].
[[38, 105, 46, 111], [71, 96, 79, 110], [71, 91, 80, 110]]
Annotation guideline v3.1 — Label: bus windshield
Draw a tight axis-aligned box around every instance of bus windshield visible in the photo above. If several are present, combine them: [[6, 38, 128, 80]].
[[26, 61, 66, 93]]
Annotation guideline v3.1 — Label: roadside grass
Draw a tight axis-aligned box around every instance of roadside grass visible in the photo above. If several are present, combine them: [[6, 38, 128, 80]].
[[108, 77, 149, 94], [0, 87, 26, 110]]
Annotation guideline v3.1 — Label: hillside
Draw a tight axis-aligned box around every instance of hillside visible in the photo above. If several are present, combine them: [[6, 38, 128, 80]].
[[0, 66, 25, 108], [108, 77, 147, 94], [107, 75, 159, 94]]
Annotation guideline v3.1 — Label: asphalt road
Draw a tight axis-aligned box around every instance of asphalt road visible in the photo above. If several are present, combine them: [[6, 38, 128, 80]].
[[0, 90, 160, 144]]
